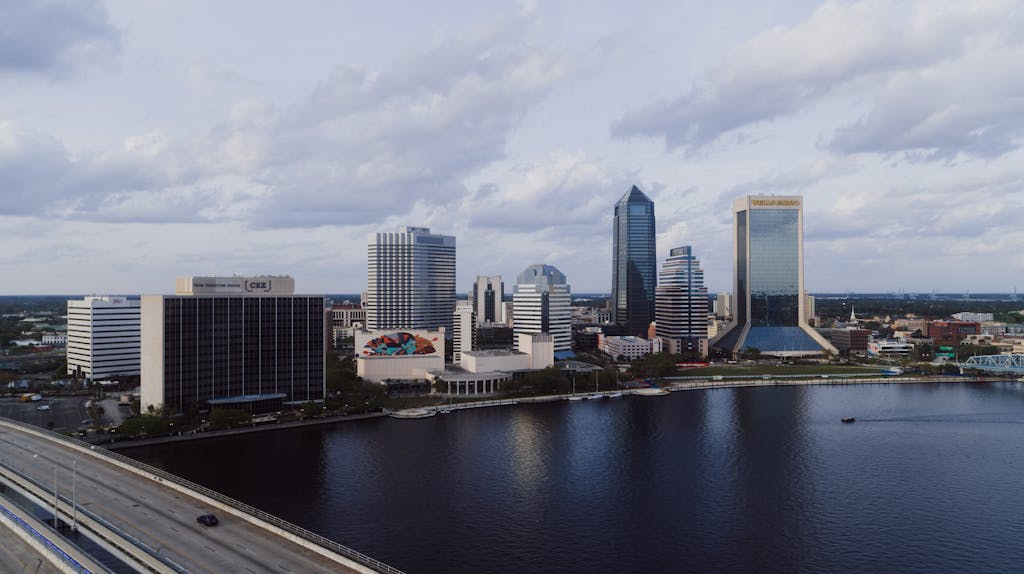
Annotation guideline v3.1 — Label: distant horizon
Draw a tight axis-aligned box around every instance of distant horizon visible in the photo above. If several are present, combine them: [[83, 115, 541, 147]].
[[2, 291, 1021, 300]]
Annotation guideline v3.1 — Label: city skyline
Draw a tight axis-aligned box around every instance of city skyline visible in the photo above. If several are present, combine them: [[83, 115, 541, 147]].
[[2, 1, 1023, 295]]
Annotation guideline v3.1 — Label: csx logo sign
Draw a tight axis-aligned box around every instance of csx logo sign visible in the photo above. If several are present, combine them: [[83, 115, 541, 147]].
[[247, 281, 270, 291]]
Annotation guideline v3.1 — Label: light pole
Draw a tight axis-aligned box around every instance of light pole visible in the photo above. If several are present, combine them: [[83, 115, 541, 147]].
[[71, 460, 77, 532], [53, 463, 58, 530]]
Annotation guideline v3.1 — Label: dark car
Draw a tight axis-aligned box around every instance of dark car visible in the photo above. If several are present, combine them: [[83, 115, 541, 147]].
[[197, 514, 219, 526]]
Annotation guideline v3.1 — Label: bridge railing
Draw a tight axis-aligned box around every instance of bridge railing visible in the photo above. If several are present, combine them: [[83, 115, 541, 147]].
[[0, 500, 96, 574], [0, 416, 405, 574]]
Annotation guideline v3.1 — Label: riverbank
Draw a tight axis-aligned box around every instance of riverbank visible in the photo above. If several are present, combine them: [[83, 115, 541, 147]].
[[108, 411, 386, 450], [112, 374, 1012, 447]]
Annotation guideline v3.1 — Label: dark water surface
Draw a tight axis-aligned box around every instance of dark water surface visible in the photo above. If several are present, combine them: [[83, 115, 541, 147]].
[[126, 383, 1024, 573]]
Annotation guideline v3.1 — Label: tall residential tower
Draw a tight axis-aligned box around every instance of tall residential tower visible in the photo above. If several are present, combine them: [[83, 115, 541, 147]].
[[612, 185, 656, 337], [367, 226, 456, 331], [711, 196, 836, 356]]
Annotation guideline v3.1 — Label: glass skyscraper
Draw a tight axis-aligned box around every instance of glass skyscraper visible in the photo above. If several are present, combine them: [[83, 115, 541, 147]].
[[612, 185, 656, 336], [712, 196, 836, 356]]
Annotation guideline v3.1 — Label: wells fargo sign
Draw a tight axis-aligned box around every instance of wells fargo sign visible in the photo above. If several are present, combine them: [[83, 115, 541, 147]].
[[751, 199, 801, 207]]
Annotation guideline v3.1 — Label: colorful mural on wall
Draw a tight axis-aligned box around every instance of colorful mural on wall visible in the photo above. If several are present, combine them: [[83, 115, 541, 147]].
[[363, 332, 438, 356]]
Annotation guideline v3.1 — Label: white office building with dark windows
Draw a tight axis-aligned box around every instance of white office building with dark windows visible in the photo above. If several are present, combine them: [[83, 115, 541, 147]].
[[513, 264, 572, 354], [67, 296, 141, 380]]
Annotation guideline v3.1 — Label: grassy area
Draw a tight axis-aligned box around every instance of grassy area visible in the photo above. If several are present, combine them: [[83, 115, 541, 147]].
[[675, 365, 886, 377]]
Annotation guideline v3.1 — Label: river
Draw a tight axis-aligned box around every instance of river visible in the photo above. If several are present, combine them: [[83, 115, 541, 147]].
[[125, 382, 1024, 573]]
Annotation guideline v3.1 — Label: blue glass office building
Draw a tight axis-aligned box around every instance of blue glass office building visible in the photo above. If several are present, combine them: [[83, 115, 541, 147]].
[[612, 186, 656, 337], [712, 196, 836, 356]]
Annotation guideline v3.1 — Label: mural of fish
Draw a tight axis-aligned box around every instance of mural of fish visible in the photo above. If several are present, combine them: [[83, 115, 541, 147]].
[[363, 332, 437, 356]]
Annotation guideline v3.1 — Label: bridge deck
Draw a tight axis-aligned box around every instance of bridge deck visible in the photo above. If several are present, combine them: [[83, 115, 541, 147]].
[[0, 421, 383, 574]]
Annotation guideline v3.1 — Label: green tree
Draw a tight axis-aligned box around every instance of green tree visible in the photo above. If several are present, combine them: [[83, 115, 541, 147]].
[[741, 347, 762, 361], [118, 415, 170, 438], [300, 402, 324, 419], [208, 409, 251, 430]]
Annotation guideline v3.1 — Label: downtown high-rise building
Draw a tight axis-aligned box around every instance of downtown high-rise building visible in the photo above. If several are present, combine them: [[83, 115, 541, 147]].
[[612, 185, 656, 337], [711, 196, 836, 356], [366, 226, 456, 331], [141, 276, 324, 415], [655, 246, 709, 355], [513, 264, 571, 353], [471, 275, 505, 324], [67, 296, 141, 380]]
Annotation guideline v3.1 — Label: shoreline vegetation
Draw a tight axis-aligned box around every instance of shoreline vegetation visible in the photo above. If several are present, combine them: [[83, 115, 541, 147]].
[[110, 373, 1015, 450]]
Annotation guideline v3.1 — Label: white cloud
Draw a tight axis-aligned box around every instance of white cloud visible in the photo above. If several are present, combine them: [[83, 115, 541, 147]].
[[612, 0, 1022, 158], [0, 0, 119, 76]]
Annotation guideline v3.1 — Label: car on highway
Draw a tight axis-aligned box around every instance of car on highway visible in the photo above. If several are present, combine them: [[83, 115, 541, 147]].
[[197, 514, 219, 526]]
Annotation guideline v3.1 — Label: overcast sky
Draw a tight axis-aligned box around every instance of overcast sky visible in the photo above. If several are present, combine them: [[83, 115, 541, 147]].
[[2, 0, 1023, 295]]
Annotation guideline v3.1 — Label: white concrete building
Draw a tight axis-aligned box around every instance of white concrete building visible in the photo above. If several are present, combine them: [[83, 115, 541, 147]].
[[452, 302, 476, 364], [367, 226, 455, 331], [354, 328, 446, 382], [513, 264, 571, 353], [67, 296, 141, 380], [517, 332, 554, 369], [42, 333, 67, 345], [461, 349, 531, 373], [599, 335, 657, 361], [952, 312, 994, 322]]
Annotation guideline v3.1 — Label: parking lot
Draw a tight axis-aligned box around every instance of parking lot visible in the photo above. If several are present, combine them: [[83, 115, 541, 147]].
[[0, 395, 92, 432]]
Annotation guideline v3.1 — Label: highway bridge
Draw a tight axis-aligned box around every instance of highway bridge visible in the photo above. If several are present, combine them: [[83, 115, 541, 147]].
[[961, 354, 1024, 376], [0, 417, 402, 574]]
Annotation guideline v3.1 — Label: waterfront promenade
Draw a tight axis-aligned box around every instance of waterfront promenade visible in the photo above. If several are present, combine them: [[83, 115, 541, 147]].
[[0, 417, 402, 574]]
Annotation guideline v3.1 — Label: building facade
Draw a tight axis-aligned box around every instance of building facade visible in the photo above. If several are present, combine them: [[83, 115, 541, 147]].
[[452, 301, 476, 364], [367, 226, 456, 331], [354, 328, 445, 382], [655, 246, 709, 355], [513, 264, 572, 353], [67, 296, 141, 380], [471, 275, 505, 324], [599, 335, 658, 361], [711, 195, 836, 356], [141, 276, 324, 414], [612, 185, 657, 337]]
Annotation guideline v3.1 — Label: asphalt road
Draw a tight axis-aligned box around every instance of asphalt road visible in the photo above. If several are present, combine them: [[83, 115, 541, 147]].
[[0, 425, 366, 574], [0, 396, 91, 433]]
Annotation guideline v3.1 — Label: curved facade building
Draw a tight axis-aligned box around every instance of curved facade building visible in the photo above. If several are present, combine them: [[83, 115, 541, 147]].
[[655, 246, 709, 354], [712, 196, 836, 356], [612, 186, 656, 337], [513, 264, 572, 353]]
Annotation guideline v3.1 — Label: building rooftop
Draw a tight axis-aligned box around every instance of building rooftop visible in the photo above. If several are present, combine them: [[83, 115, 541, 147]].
[[462, 349, 527, 358]]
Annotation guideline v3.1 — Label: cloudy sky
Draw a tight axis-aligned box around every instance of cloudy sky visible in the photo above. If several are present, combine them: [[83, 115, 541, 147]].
[[2, 0, 1023, 295]]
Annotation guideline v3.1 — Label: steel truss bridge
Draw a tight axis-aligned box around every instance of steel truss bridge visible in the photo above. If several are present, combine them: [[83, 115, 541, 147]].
[[962, 354, 1024, 375]]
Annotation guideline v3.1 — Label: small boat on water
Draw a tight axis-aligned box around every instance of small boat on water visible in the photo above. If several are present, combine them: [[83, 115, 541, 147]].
[[568, 395, 585, 401], [841, 417, 856, 423], [606, 392, 623, 398]]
